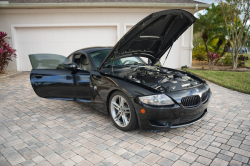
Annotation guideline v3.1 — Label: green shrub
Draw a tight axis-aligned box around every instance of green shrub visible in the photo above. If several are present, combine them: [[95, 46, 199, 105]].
[[223, 54, 233, 66], [192, 45, 207, 61], [237, 54, 249, 67]]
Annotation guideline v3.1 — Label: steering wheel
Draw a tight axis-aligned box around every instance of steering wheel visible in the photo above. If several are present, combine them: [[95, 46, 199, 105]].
[[123, 60, 136, 65]]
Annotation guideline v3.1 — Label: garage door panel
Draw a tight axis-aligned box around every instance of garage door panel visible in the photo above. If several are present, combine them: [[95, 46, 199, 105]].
[[17, 26, 117, 71], [19, 57, 32, 71], [30, 43, 44, 54], [42, 28, 55, 42], [30, 28, 42, 42], [54, 42, 68, 56], [55, 29, 69, 42], [67, 28, 81, 42], [17, 28, 30, 42], [18, 43, 31, 57], [67, 42, 82, 55], [42, 42, 56, 54]]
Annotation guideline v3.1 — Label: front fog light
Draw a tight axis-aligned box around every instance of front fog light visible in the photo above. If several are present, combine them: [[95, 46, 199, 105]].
[[139, 94, 174, 106]]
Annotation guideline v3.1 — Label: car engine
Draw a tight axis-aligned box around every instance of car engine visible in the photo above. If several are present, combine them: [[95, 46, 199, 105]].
[[112, 66, 201, 92]]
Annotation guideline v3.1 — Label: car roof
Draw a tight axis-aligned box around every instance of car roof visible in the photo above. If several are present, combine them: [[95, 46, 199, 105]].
[[76, 46, 112, 54]]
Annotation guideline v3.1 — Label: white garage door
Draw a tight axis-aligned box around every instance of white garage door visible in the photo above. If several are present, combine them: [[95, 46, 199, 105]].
[[16, 26, 117, 71]]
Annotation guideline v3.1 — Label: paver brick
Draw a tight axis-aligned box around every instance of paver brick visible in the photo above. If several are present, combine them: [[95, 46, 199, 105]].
[[45, 153, 64, 165], [217, 153, 232, 161], [1, 73, 250, 166], [211, 158, 229, 166], [157, 158, 174, 166], [71, 155, 84, 163], [230, 147, 250, 158], [229, 160, 242, 166], [117, 159, 134, 166], [172, 160, 189, 166], [84, 153, 104, 164], [227, 139, 242, 147], [141, 153, 161, 165], [195, 149, 216, 159], [180, 152, 198, 163], [102, 154, 123, 165], [61, 159, 76, 166], [6, 154, 26, 165], [32, 156, 45, 164], [159, 150, 180, 161], [36, 147, 54, 157], [195, 140, 210, 149], [233, 154, 249, 164]]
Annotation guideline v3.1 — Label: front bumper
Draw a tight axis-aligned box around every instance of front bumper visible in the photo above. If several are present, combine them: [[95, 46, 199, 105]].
[[132, 84, 211, 131]]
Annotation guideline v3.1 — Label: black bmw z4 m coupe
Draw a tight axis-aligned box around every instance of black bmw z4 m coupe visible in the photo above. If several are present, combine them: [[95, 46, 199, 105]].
[[29, 9, 211, 132]]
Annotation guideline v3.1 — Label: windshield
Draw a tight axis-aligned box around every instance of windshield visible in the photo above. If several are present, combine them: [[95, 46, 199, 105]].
[[90, 49, 145, 68], [104, 56, 144, 67], [90, 49, 111, 68]]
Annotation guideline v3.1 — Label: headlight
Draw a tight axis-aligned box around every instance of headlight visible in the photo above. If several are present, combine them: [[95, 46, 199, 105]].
[[139, 94, 174, 106]]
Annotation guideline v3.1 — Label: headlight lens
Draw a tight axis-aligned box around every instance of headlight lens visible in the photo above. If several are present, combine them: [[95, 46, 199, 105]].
[[138, 94, 174, 106]]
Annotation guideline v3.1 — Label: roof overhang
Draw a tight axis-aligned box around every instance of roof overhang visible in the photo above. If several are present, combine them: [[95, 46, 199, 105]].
[[0, 2, 210, 11]]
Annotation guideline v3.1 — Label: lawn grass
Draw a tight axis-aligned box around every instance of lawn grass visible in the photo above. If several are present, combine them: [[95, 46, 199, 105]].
[[184, 69, 250, 94]]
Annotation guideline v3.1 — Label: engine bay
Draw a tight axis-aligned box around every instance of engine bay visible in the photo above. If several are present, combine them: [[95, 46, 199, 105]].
[[111, 65, 201, 92]]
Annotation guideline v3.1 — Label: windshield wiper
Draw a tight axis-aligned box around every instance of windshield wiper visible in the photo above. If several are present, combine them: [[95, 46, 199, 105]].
[[125, 62, 144, 65]]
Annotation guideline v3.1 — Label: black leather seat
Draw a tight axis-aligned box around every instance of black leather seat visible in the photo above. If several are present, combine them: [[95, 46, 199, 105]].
[[80, 55, 91, 71]]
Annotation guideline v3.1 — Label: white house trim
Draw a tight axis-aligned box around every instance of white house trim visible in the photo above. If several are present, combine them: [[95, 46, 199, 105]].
[[11, 23, 120, 71], [0, 3, 211, 10]]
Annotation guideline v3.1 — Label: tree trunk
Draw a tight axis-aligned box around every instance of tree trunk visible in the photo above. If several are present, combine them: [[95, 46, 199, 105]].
[[215, 38, 223, 53], [233, 56, 237, 69], [204, 41, 212, 69], [232, 47, 238, 70], [209, 60, 214, 69]]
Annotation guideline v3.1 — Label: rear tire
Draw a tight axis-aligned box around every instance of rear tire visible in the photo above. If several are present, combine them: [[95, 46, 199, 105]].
[[109, 91, 138, 131]]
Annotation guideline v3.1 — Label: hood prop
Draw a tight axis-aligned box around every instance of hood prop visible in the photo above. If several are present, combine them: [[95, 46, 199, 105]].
[[162, 44, 173, 66]]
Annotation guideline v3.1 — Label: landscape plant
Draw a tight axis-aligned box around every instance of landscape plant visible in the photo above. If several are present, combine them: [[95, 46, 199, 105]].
[[219, 0, 250, 69], [0, 31, 16, 74], [194, 3, 229, 68], [207, 51, 220, 69], [192, 45, 207, 61]]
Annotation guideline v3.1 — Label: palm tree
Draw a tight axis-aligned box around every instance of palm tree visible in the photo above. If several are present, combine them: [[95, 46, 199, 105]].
[[194, 3, 228, 68]]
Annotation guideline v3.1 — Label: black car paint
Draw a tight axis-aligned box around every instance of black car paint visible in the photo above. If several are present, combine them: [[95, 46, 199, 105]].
[[29, 9, 210, 131], [89, 64, 210, 130], [30, 69, 93, 101], [30, 47, 211, 131], [99, 9, 196, 69]]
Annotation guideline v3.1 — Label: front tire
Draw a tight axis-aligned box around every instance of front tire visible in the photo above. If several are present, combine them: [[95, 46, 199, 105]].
[[109, 91, 138, 131]]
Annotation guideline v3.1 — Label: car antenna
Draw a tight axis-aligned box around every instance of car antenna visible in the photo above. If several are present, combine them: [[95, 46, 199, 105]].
[[162, 44, 173, 66]]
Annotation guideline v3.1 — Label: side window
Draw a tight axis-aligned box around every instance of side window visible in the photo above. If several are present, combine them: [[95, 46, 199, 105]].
[[78, 54, 91, 72], [73, 54, 82, 67], [68, 54, 73, 61], [29, 54, 75, 70]]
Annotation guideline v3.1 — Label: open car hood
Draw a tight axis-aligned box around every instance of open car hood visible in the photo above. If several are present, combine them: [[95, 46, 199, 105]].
[[99, 9, 196, 69]]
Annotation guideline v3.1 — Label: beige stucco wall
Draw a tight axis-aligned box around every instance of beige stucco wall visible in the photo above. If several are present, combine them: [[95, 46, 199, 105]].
[[0, 7, 197, 71]]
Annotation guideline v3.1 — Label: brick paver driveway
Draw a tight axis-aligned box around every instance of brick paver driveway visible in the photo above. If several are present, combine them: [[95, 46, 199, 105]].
[[0, 72, 250, 166]]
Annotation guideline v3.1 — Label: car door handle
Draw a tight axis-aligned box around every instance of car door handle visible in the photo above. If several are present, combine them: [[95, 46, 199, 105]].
[[34, 75, 43, 79]]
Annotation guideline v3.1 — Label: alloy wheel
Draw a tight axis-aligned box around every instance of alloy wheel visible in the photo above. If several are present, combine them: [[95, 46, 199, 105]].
[[110, 95, 131, 127]]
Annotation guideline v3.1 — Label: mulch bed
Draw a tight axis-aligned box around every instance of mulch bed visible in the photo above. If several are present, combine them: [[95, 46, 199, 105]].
[[191, 60, 250, 72]]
